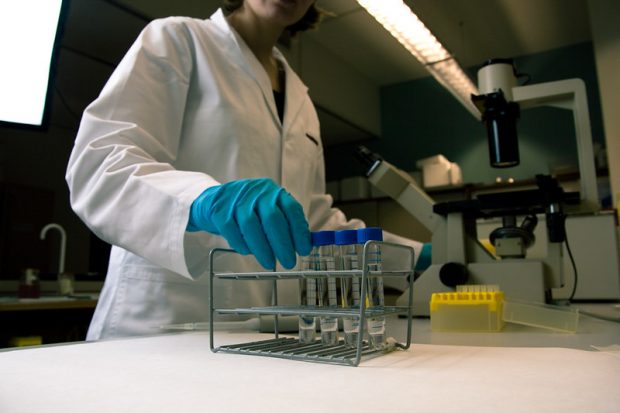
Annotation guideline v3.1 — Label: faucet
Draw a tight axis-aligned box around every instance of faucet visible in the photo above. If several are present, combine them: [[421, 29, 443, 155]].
[[40, 223, 66, 275]]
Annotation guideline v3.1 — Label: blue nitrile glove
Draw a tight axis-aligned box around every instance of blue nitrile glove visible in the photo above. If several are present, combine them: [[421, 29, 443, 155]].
[[414, 243, 432, 272], [187, 178, 312, 269]]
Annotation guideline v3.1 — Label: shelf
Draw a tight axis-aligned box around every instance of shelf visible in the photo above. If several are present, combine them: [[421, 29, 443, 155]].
[[0, 296, 98, 312], [333, 170, 611, 204]]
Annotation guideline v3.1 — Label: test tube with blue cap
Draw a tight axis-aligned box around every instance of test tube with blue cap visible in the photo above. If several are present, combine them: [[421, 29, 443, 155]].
[[335, 229, 361, 347], [358, 227, 386, 350], [298, 238, 317, 344], [313, 230, 339, 346]]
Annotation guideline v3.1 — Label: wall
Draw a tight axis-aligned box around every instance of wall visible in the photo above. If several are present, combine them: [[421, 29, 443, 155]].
[[325, 42, 606, 189], [588, 0, 620, 206], [384, 42, 604, 184], [296, 36, 381, 138]]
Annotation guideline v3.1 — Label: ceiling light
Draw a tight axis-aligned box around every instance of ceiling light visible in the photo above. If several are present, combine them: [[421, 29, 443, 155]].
[[356, 0, 480, 118]]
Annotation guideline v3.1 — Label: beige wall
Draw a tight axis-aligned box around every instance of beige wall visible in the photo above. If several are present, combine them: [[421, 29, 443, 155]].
[[291, 36, 381, 137], [588, 0, 620, 206]]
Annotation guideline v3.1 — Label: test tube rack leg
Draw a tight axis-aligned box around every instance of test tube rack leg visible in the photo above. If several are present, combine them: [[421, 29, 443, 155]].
[[208, 241, 415, 367]]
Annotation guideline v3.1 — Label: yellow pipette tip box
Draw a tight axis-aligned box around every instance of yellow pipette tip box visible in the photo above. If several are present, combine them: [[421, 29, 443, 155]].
[[430, 285, 505, 332]]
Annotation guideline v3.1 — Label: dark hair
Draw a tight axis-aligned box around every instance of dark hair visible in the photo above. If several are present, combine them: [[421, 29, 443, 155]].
[[222, 0, 323, 36]]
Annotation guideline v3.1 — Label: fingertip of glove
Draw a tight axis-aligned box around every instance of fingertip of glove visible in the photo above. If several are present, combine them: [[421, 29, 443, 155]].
[[295, 229, 312, 256], [235, 246, 250, 255], [280, 257, 297, 270], [297, 241, 312, 257], [256, 254, 276, 271], [415, 242, 432, 272]]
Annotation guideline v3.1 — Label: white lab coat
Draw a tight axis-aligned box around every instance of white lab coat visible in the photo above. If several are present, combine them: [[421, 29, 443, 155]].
[[67, 9, 421, 340]]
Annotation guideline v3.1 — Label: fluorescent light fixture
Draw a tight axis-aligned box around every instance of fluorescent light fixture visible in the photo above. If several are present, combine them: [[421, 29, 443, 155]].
[[356, 0, 480, 118], [0, 0, 67, 128]]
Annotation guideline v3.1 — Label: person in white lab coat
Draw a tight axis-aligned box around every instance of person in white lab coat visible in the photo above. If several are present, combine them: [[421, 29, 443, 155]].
[[66, 0, 426, 340]]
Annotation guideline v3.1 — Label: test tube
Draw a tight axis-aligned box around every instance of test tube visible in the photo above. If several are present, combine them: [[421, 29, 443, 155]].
[[358, 227, 385, 350], [336, 230, 361, 348], [298, 249, 317, 344], [314, 230, 339, 346]]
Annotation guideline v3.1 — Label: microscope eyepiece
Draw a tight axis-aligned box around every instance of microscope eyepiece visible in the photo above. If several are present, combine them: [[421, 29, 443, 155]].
[[355, 146, 383, 176]]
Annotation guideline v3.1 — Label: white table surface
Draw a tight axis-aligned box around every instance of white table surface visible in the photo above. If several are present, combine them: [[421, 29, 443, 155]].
[[1, 309, 619, 413]]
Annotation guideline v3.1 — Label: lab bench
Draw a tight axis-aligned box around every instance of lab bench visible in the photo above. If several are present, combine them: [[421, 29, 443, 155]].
[[0, 311, 618, 413]]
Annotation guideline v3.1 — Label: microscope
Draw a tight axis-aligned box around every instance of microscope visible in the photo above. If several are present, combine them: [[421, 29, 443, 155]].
[[358, 59, 604, 315]]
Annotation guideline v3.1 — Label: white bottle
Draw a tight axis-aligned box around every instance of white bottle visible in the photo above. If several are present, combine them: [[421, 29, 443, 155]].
[[358, 227, 385, 350], [336, 230, 360, 348]]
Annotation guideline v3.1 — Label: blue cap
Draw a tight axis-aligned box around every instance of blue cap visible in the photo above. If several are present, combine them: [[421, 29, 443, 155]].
[[357, 227, 383, 243], [334, 230, 357, 245], [311, 230, 335, 246]]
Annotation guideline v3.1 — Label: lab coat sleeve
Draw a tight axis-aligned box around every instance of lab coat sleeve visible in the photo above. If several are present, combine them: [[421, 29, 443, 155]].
[[381, 231, 424, 291], [66, 18, 217, 278]]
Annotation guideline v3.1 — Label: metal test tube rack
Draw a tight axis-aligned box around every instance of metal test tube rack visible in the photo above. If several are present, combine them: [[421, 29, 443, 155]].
[[208, 241, 415, 367]]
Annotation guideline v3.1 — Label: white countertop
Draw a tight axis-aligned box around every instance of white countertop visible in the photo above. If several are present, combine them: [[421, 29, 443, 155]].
[[0, 310, 619, 413]]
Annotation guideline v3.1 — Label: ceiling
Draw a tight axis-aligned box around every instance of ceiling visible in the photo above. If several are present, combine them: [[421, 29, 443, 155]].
[[102, 0, 592, 145], [113, 0, 592, 86]]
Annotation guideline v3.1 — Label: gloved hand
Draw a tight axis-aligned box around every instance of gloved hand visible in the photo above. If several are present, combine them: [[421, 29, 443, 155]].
[[187, 178, 312, 269], [414, 243, 432, 272]]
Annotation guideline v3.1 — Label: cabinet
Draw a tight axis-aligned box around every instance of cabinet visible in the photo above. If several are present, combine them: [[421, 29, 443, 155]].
[[0, 298, 97, 347], [0, 184, 54, 279]]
